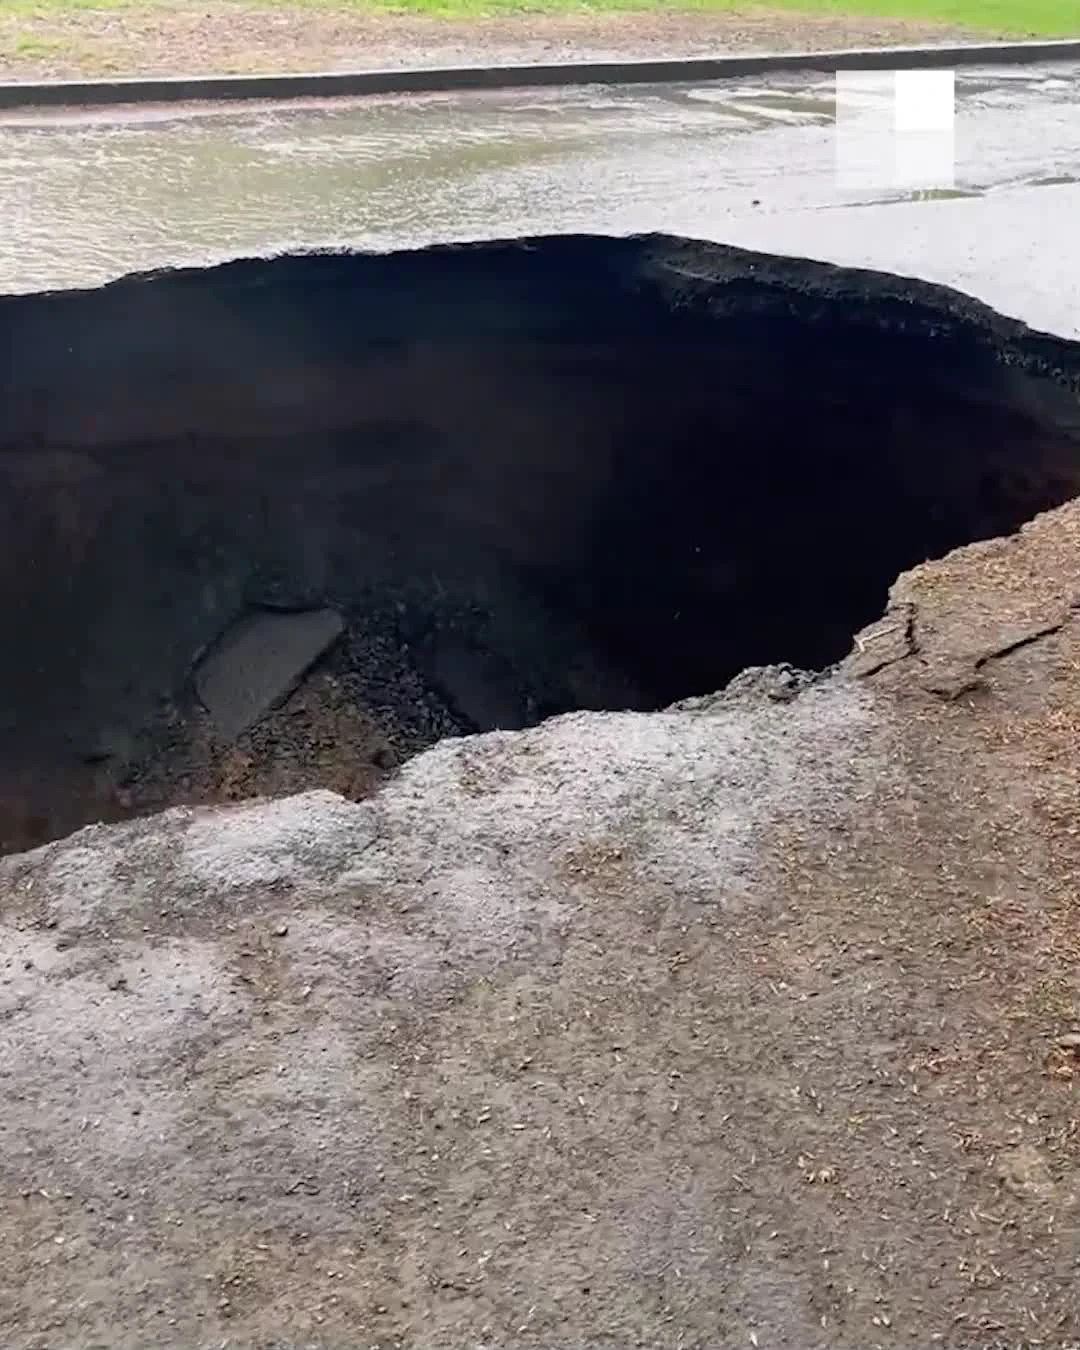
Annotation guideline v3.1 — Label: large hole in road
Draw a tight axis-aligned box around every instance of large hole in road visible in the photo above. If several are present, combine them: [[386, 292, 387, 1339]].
[[2, 233, 1080, 854]]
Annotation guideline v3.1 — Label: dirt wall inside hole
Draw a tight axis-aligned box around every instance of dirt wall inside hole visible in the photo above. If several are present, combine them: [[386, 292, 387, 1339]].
[[2, 233, 1080, 855]]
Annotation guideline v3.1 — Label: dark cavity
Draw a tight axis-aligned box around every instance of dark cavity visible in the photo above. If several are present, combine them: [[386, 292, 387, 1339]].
[[1, 232, 1079, 852]]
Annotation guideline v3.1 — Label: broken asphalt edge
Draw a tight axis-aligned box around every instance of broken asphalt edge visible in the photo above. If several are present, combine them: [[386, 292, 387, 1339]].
[[0, 37, 1079, 111]]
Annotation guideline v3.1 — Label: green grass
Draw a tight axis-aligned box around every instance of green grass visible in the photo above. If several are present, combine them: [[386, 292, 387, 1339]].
[[0, 0, 1076, 36], [745, 0, 1080, 35]]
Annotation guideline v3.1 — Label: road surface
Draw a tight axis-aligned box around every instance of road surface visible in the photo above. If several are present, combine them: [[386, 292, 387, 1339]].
[[0, 60, 1078, 336]]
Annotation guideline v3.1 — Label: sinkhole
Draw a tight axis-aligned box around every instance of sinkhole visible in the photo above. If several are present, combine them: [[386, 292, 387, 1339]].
[[2, 232, 1080, 855]]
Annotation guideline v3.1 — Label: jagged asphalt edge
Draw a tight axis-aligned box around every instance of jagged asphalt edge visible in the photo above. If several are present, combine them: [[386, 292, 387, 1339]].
[[0, 38, 1078, 111]]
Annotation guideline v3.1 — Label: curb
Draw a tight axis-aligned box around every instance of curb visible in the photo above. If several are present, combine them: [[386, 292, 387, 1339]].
[[0, 38, 1078, 110]]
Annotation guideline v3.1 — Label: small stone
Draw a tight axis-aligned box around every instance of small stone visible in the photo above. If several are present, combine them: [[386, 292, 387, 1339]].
[[272, 923, 289, 938]]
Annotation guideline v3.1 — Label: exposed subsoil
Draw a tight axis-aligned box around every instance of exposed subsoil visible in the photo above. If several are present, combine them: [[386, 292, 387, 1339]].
[[0, 4, 984, 82], [3, 237, 1080, 1347]]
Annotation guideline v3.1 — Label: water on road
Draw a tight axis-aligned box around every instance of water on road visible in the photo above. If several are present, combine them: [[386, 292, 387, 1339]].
[[1, 61, 1079, 334]]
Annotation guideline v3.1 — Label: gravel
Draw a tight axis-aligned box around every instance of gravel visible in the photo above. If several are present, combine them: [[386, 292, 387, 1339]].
[[0, 6, 986, 83]]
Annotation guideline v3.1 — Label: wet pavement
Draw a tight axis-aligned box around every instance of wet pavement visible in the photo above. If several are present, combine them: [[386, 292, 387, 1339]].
[[0, 60, 1078, 335]]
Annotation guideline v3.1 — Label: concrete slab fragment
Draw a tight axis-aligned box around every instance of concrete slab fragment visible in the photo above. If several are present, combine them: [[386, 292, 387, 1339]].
[[193, 606, 344, 738]]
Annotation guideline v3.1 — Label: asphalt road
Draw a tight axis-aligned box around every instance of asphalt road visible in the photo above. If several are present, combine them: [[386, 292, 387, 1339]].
[[1, 60, 1078, 337]]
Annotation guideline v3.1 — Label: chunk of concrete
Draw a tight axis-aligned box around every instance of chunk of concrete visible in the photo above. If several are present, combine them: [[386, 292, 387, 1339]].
[[193, 607, 344, 739]]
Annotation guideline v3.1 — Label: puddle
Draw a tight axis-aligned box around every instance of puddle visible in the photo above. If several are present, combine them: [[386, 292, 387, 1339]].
[[850, 187, 984, 206], [735, 92, 835, 117], [902, 187, 983, 201], [684, 88, 833, 123]]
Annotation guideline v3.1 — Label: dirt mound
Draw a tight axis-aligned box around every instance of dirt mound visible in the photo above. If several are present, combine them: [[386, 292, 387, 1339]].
[[5, 496, 1080, 1346]]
